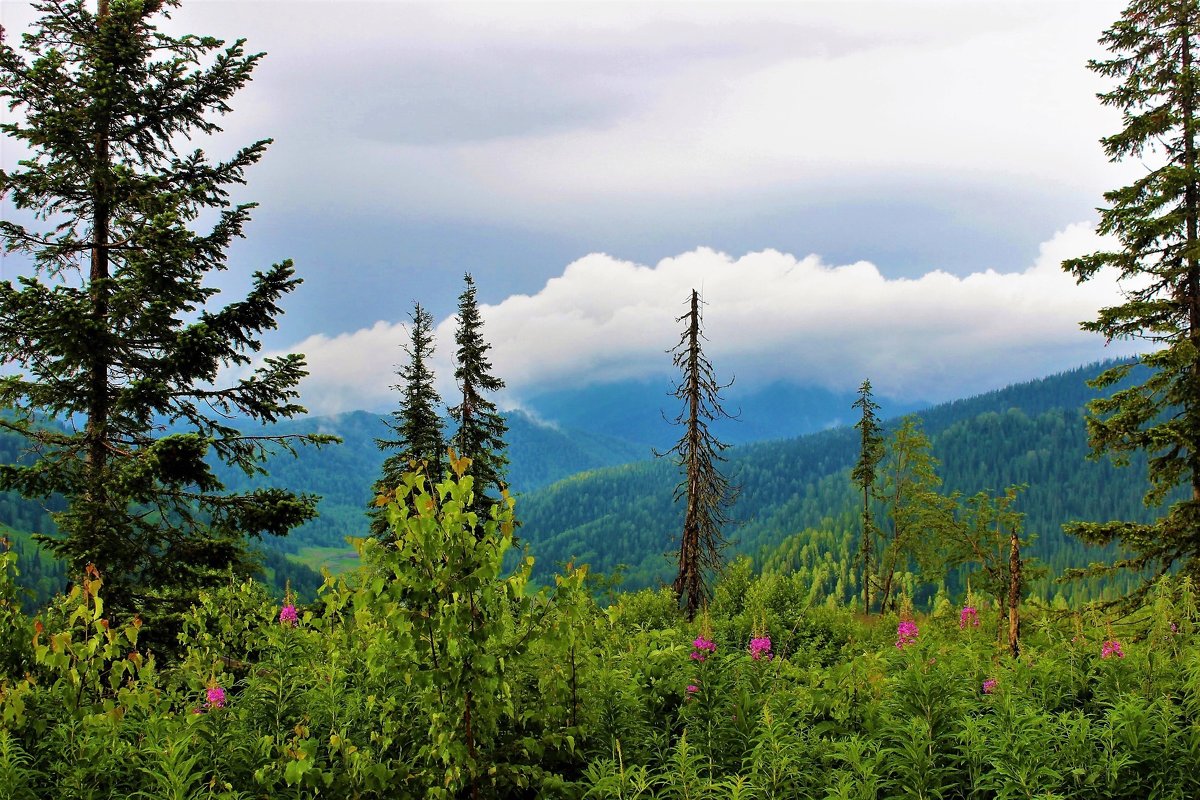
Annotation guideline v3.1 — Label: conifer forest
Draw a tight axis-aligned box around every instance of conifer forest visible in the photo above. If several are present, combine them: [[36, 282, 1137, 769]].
[[4, 1, 1200, 797]]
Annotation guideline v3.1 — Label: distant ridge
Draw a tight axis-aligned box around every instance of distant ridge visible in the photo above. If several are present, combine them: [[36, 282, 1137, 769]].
[[523, 377, 928, 449], [0, 358, 1149, 604], [514, 359, 1150, 600]]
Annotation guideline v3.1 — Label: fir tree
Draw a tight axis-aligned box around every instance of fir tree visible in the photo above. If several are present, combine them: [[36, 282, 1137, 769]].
[[371, 301, 445, 537], [0, 0, 333, 637], [448, 274, 509, 518], [1063, 0, 1200, 601], [656, 289, 737, 620], [851, 379, 884, 613]]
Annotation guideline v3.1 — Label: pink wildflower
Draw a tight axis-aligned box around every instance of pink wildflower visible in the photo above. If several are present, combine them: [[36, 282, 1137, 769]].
[[749, 636, 772, 661], [959, 606, 980, 629], [206, 685, 227, 709], [686, 684, 699, 694], [1101, 639, 1125, 659], [279, 604, 298, 626], [982, 678, 997, 694], [896, 620, 919, 649], [690, 636, 716, 661]]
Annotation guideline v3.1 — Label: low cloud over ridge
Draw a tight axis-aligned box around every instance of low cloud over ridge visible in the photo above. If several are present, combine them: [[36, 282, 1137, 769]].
[[277, 222, 1137, 416]]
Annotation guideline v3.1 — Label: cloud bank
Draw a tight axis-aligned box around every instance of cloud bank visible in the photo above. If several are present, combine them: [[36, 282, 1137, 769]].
[[274, 222, 1138, 416]]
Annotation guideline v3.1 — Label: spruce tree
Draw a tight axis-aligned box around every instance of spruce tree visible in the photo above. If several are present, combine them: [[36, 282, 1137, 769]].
[[0, 0, 333, 635], [448, 274, 509, 518], [1064, 0, 1200, 600], [851, 379, 884, 613], [656, 289, 737, 620], [371, 301, 445, 537]]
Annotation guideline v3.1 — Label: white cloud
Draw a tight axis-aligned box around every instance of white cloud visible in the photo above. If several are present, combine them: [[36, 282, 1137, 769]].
[[277, 221, 1139, 415]]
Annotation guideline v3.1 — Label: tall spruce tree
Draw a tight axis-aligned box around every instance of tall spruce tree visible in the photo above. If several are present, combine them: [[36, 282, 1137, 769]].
[[656, 289, 737, 620], [370, 301, 445, 537], [0, 0, 333, 635], [1063, 0, 1200, 600], [851, 379, 884, 614], [448, 274, 509, 518]]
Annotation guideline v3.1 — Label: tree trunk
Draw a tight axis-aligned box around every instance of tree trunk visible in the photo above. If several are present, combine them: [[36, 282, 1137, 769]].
[[862, 495, 872, 614], [1183, 17, 1200, 508], [675, 290, 704, 620], [84, 0, 113, 568], [1008, 529, 1021, 659]]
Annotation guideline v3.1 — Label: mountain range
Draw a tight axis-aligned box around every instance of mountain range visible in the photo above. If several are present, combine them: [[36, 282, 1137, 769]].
[[1, 359, 1160, 606]]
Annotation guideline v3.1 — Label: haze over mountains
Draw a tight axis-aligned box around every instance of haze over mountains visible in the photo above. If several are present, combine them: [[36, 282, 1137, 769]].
[[2, 359, 1154, 606], [522, 378, 927, 451], [232, 360, 1151, 603]]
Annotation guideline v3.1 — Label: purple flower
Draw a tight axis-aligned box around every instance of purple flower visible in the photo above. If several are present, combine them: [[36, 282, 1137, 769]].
[[686, 684, 699, 694], [1101, 639, 1125, 659], [206, 685, 227, 709], [959, 606, 980, 629], [749, 636, 773, 661], [896, 620, 919, 649], [982, 678, 997, 694], [279, 604, 298, 626], [690, 636, 716, 661]]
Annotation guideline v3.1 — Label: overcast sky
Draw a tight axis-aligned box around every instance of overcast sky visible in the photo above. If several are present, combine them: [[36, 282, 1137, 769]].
[[0, 1, 1145, 414]]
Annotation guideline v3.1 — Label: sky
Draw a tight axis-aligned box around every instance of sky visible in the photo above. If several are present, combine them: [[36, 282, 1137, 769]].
[[0, 0, 1147, 415]]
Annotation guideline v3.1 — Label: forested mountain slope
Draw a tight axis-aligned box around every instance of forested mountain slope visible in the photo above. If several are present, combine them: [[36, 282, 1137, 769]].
[[0, 409, 648, 603], [201, 409, 650, 553], [517, 361, 1155, 601], [0, 361, 1155, 605]]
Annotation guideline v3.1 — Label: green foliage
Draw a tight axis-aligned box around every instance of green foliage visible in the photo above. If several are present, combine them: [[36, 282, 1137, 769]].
[[449, 274, 510, 519], [2, 493, 1200, 797], [0, 0, 335, 643], [518, 365, 1160, 606], [371, 301, 445, 538], [874, 416, 958, 613], [1062, 0, 1200, 602], [852, 378, 885, 613]]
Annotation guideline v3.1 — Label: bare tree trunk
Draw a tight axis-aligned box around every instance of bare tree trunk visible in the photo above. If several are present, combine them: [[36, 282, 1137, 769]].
[[1008, 529, 1021, 658], [674, 290, 704, 620]]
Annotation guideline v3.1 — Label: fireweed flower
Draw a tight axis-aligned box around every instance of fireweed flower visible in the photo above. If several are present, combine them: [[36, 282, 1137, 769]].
[[982, 678, 997, 694], [206, 685, 227, 709], [691, 636, 717, 661], [959, 606, 980, 629], [896, 620, 919, 649], [749, 636, 773, 661], [1101, 639, 1125, 659], [279, 604, 298, 626]]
